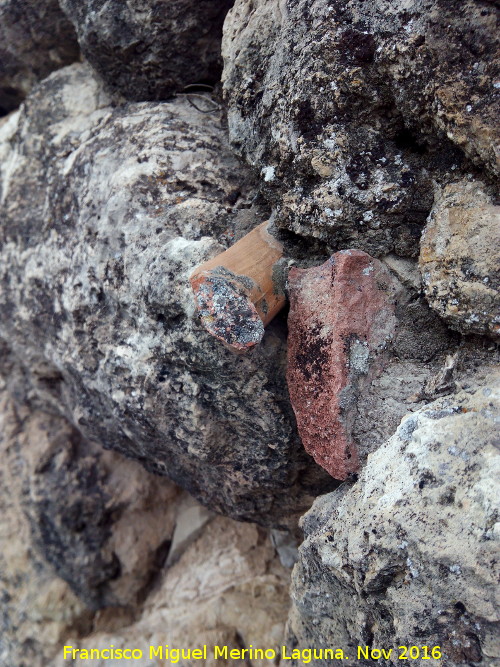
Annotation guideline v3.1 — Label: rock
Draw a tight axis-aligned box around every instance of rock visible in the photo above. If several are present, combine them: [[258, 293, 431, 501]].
[[51, 518, 291, 667], [381, 254, 421, 292], [0, 394, 93, 667], [0, 390, 181, 613], [0, 0, 79, 114], [59, 0, 234, 101], [287, 370, 500, 665], [166, 494, 215, 566], [286, 250, 401, 479], [0, 63, 334, 526], [0, 386, 292, 667], [270, 529, 299, 569], [420, 179, 500, 339], [222, 0, 498, 255]]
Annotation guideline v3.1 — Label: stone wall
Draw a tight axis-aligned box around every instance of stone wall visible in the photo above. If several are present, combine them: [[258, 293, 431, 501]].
[[0, 1, 498, 665]]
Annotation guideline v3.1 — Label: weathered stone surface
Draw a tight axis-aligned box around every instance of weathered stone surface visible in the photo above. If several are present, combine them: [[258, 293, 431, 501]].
[[420, 179, 500, 339], [0, 63, 334, 526], [59, 0, 234, 101], [0, 390, 180, 615], [287, 250, 401, 479], [0, 387, 292, 667], [0, 401, 92, 667], [286, 370, 500, 666], [53, 517, 291, 667], [222, 0, 498, 255], [0, 0, 79, 114], [166, 494, 215, 566]]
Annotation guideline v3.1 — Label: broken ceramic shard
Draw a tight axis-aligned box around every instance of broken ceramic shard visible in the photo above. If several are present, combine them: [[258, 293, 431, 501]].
[[190, 221, 286, 352], [287, 250, 400, 479]]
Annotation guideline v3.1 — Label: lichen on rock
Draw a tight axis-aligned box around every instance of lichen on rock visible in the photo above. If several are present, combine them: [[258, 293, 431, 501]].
[[222, 0, 499, 256]]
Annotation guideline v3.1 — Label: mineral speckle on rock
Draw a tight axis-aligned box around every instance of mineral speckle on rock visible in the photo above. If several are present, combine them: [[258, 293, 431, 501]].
[[222, 0, 499, 256], [287, 371, 500, 665], [0, 1, 498, 665], [420, 179, 500, 339], [0, 63, 334, 527], [0, 387, 292, 667], [59, 0, 234, 101], [0, 391, 181, 612]]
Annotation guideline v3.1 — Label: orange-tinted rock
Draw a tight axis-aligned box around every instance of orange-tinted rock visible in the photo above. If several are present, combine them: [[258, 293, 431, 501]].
[[287, 250, 400, 479]]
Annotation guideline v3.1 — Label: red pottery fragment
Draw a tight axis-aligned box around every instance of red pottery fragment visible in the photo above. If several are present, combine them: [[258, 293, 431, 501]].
[[287, 250, 399, 479]]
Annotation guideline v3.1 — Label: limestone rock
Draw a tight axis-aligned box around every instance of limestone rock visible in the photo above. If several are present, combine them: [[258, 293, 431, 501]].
[[0, 390, 180, 615], [0, 63, 334, 526], [0, 387, 291, 667], [52, 517, 291, 667], [0, 0, 79, 114], [0, 396, 92, 667], [222, 0, 498, 255], [286, 371, 500, 666], [420, 179, 500, 339], [287, 250, 401, 479], [166, 494, 215, 566], [59, 0, 234, 101]]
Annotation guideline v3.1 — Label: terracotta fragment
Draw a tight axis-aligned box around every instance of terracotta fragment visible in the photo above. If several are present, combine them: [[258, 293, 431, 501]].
[[190, 221, 286, 352], [287, 250, 399, 479]]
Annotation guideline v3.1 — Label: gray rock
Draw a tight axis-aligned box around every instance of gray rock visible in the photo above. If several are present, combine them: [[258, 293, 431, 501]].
[[0, 0, 79, 114], [166, 495, 215, 566], [286, 370, 500, 666], [59, 0, 234, 101], [222, 0, 498, 256], [0, 63, 334, 526], [420, 179, 500, 340]]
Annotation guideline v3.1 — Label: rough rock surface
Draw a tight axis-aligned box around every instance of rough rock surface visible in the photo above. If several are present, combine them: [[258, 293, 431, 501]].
[[286, 370, 500, 666], [0, 390, 181, 616], [0, 0, 79, 114], [0, 63, 334, 526], [420, 179, 500, 339], [0, 388, 292, 667], [59, 0, 234, 101], [287, 250, 401, 479], [222, 0, 498, 256], [53, 517, 291, 667], [0, 388, 182, 665]]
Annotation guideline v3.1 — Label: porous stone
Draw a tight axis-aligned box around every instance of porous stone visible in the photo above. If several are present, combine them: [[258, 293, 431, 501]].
[[286, 370, 500, 666], [222, 0, 498, 255], [0, 0, 79, 114], [0, 63, 334, 526], [59, 0, 234, 101], [287, 250, 401, 479], [420, 179, 500, 339]]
